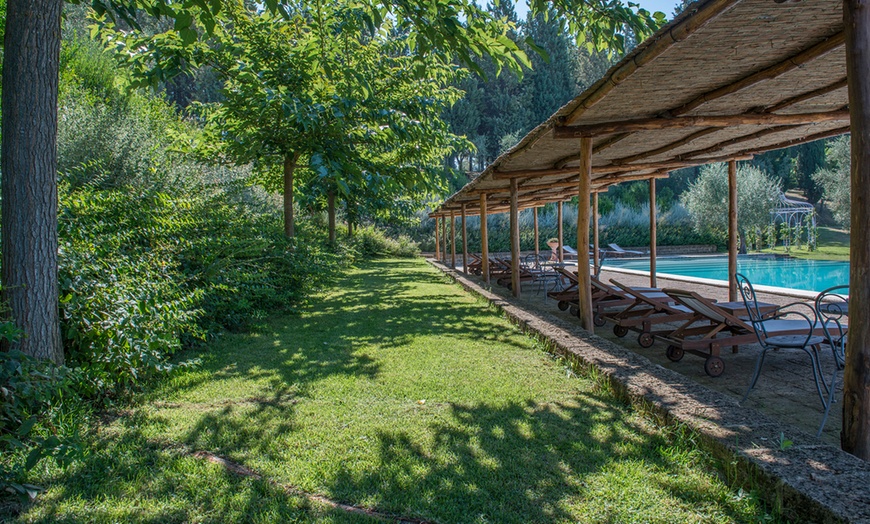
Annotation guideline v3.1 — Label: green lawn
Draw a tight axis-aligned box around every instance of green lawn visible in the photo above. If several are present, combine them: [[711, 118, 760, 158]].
[[762, 226, 850, 260], [13, 259, 780, 523]]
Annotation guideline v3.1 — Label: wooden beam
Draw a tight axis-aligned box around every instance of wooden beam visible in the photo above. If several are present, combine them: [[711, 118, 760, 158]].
[[842, 0, 870, 459], [593, 171, 672, 185], [680, 125, 796, 160], [450, 210, 456, 269], [557, 201, 564, 263], [613, 128, 722, 165], [728, 126, 850, 157], [553, 110, 850, 139], [673, 31, 846, 117], [480, 194, 490, 284], [510, 178, 521, 297], [592, 193, 600, 270], [563, 0, 742, 125], [461, 204, 468, 274], [764, 78, 848, 113], [492, 167, 580, 180], [554, 134, 629, 168], [577, 137, 594, 331], [592, 155, 754, 177], [533, 207, 540, 259], [434, 216, 440, 261], [728, 160, 738, 301], [649, 178, 657, 288]]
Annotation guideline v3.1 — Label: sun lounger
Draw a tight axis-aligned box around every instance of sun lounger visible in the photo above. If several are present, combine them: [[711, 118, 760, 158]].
[[467, 253, 483, 275], [548, 269, 658, 327], [608, 243, 644, 256], [604, 279, 696, 348], [659, 288, 828, 377]]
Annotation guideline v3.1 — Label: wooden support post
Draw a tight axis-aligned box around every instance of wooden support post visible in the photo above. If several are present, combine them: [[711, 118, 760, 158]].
[[593, 193, 600, 271], [728, 160, 739, 301], [461, 204, 468, 274], [842, 0, 870, 458], [577, 138, 594, 331], [649, 178, 657, 288], [510, 178, 521, 297], [480, 194, 489, 284], [441, 215, 447, 262], [434, 216, 440, 261], [450, 211, 456, 269], [533, 207, 540, 260], [557, 201, 564, 263]]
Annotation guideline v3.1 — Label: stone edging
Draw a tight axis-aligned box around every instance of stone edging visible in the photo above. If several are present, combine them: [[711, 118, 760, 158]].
[[429, 259, 870, 524]]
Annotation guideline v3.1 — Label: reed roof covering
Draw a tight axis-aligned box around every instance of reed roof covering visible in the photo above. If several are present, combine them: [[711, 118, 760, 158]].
[[433, 0, 848, 216]]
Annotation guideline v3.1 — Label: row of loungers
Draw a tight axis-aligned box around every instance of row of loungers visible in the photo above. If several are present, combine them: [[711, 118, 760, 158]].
[[455, 256, 848, 435], [543, 269, 849, 436], [546, 269, 843, 379]]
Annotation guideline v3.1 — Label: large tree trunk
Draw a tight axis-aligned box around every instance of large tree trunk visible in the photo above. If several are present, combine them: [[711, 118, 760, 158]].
[[327, 190, 336, 244], [283, 152, 299, 238], [843, 0, 870, 459], [1, 0, 64, 363]]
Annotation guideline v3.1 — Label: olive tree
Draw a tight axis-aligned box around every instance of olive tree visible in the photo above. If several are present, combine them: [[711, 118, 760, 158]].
[[812, 135, 851, 227], [682, 163, 782, 250]]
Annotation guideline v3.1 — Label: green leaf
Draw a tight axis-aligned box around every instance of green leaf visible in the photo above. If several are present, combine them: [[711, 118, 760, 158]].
[[179, 28, 198, 46]]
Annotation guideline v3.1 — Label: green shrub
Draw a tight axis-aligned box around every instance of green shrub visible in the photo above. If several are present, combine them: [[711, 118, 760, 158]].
[[351, 226, 420, 258], [0, 347, 81, 500]]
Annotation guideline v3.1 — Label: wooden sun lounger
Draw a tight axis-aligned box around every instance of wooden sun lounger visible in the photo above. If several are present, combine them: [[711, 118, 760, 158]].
[[604, 279, 696, 348], [467, 253, 483, 275], [491, 257, 537, 290], [659, 288, 827, 377], [547, 269, 658, 327]]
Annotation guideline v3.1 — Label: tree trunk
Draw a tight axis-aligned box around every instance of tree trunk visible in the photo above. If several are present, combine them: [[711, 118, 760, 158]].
[[283, 152, 299, 238], [327, 190, 336, 244], [843, 0, 870, 459], [1, 0, 64, 363]]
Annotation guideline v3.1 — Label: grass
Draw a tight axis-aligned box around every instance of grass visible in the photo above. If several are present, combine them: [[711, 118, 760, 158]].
[[10, 259, 781, 523], [761, 226, 850, 260]]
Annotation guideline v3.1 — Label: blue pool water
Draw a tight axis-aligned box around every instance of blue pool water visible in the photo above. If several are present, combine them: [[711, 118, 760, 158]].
[[602, 255, 849, 293]]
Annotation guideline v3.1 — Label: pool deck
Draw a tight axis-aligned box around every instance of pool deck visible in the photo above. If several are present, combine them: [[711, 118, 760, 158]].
[[430, 259, 870, 523]]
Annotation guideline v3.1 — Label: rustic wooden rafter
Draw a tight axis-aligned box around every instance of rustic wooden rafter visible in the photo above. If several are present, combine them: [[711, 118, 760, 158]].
[[553, 110, 849, 139], [672, 31, 845, 117], [612, 128, 722, 165], [763, 77, 848, 113]]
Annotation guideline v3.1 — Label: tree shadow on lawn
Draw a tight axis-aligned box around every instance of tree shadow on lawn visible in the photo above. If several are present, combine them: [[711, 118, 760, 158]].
[[325, 393, 756, 524], [157, 258, 531, 408], [15, 415, 368, 524]]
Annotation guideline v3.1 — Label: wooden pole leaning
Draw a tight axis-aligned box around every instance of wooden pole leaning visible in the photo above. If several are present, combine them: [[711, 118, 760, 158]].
[[577, 137, 594, 331], [434, 216, 440, 261], [593, 193, 600, 271], [533, 207, 540, 260], [728, 160, 739, 301], [649, 178, 657, 288], [557, 201, 564, 263], [842, 0, 870, 458], [510, 178, 521, 297], [450, 211, 456, 269], [480, 194, 490, 284], [461, 204, 468, 274]]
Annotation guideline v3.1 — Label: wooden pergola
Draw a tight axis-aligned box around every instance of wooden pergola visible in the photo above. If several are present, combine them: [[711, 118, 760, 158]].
[[432, 0, 870, 458]]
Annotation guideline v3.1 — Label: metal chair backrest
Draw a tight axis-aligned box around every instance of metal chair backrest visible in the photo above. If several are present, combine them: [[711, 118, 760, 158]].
[[735, 273, 768, 341], [815, 285, 849, 369]]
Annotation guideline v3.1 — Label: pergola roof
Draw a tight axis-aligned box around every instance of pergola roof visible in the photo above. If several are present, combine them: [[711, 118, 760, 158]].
[[433, 0, 848, 216]]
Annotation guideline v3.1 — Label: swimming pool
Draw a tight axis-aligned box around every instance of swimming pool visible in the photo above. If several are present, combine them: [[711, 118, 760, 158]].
[[602, 255, 849, 293]]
